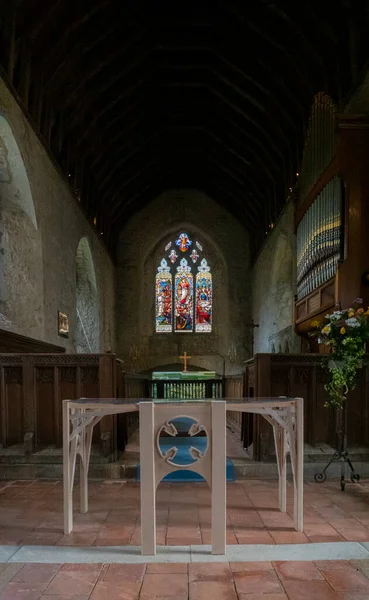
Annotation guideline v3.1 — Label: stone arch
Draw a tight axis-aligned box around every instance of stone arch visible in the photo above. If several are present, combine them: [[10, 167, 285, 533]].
[[116, 190, 250, 374], [0, 114, 43, 337], [141, 223, 229, 370], [75, 237, 100, 352]]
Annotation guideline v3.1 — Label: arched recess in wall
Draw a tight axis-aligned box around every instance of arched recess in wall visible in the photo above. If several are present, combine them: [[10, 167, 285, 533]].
[[75, 237, 100, 353], [0, 114, 43, 337]]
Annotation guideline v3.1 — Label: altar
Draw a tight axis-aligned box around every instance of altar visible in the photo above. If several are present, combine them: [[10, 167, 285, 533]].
[[148, 370, 228, 482], [152, 370, 217, 379], [63, 396, 304, 556], [151, 369, 222, 399]]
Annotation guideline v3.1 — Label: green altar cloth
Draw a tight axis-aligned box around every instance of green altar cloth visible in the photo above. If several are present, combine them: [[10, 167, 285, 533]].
[[152, 370, 217, 380], [150, 371, 221, 400]]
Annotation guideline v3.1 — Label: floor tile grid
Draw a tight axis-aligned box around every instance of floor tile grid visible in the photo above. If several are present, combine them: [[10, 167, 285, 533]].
[[1, 479, 369, 547], [2, 560, 369, 599]]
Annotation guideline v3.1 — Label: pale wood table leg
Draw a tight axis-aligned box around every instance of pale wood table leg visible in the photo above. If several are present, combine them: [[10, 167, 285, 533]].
[[63, 400, 73, 534], [211, 401, 226, 555], [286, 406, 297, 530], [140, 402, 156, 555], [295, 398, 304, 531], [80, 422, 93, 514], [273, 422, 287, 513]]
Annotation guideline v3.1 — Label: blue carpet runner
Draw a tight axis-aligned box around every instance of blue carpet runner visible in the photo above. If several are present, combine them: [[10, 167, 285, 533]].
[[137, 417, 235, 482]]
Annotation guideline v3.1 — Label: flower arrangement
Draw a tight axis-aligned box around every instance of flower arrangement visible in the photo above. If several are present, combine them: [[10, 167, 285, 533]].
[[310, 299, 369, 409]]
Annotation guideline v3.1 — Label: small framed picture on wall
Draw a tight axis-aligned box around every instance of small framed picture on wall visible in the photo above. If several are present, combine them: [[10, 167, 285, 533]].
[[58, 311, 69, 338]]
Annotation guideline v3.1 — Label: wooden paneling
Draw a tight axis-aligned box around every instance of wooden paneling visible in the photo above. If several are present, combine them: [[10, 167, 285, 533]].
[[0, 354, 148, 458], [5, 367, 23, 445], [245, 353, 368, 460], [336, 120, 369, 310], [57, 367, 77, 447], [295, 278, 336, 332], [36, 367, 55, 445], [225, 375, 244, 431]]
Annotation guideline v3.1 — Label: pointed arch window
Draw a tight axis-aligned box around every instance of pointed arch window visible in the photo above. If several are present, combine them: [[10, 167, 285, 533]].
[[155, 232, 212, 333]]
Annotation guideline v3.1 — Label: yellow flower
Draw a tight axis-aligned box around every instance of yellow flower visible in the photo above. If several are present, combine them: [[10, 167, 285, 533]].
[[357, 308, 364, 314], [340, 327, 346, 335], [322, 325, 330, 334], [348, 310, 355, 318], [311, 320, 320, 328]]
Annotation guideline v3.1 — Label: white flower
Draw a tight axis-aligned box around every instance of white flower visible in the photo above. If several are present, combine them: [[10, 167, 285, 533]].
[[345, 318, 360, 328], [328, 311, 343, 321]]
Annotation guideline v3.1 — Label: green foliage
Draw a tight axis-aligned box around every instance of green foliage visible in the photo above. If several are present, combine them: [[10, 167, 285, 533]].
[[310, 299, 369, 409]]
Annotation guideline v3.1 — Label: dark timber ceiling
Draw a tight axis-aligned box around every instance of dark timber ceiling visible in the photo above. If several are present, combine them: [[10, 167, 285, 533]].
[[0, 1, 368, 255]]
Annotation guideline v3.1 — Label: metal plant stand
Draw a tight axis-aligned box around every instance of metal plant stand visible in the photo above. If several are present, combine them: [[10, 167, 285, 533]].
[[314, 400, 360, 491]]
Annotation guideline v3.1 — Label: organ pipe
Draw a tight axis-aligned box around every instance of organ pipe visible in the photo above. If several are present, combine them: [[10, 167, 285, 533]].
[[297, 177, 342, 301], [299, 93, 337, 202]]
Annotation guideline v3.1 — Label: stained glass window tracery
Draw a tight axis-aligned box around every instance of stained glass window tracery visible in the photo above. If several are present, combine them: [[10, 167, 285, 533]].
[[169, 248, 178, 263], [190, 249, 199, 263], [175, 232, 192, 252], [155, 234, 212, 333]]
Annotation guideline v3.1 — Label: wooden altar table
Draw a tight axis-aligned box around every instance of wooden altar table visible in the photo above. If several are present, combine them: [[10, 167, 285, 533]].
[[63, 397, 303, 555]]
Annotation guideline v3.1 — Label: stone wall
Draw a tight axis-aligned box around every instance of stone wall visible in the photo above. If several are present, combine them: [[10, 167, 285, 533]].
[[0, 77, 115, 352], [116, 190, 251, 375], [252, 200, 300, 354], [75, 238, 100, 353]]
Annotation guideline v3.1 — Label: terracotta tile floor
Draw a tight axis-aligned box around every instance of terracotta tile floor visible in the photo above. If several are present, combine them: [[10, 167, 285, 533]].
[[0, 478, 369, 546], [1, 560, 369, 599]]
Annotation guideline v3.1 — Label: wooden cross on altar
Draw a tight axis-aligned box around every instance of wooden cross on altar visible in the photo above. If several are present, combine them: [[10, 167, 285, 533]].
[[179, 351, 192, 372]]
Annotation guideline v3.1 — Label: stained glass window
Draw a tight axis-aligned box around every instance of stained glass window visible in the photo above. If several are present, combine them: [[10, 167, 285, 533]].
[[175, 258, 193, 331], [155, 259, 173, 332], [195, 259, 212, 332], [175, 232, 192, 252], [169, 248, 178, 263], [155, 234, 212, 333], [190, 249, 199, 263]]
